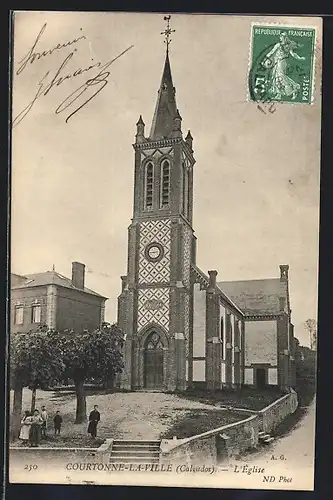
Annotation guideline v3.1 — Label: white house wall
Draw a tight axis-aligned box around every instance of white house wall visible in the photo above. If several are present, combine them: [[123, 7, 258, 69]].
[[193, 284, 206, 357], [245, 320, 277, 365], [193, 360, 205, 382]]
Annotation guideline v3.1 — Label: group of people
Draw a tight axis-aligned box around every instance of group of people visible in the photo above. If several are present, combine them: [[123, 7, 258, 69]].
[[18, 404, 101, 446], [19, 406, 63, 447]]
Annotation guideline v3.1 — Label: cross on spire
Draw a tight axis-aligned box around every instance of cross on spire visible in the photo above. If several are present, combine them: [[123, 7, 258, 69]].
[[161, 15, 175, 53]]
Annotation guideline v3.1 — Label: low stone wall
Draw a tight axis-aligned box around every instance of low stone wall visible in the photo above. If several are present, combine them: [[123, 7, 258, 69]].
[[257, 389, 298, 434], [9, 440, 114, 465], [160, 414, 259, 466], [160, 390, 299, 465], [9, 447, 99, 465]]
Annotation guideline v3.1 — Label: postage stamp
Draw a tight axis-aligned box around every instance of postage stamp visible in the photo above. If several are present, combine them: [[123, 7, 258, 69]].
[[248, 25, 317, 104]]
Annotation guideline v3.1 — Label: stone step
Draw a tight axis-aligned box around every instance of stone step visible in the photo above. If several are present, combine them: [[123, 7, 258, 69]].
[[113, 440, 160, 446], [112, 444, 160, 452], [259, 434, 271, 440], [112, 449, 160, 457], [109, 456, 160, 464]]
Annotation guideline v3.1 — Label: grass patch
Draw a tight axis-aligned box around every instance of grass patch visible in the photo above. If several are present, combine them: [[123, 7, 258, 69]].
[[160, 408, 245, 439], [175, 387, 284, 411]]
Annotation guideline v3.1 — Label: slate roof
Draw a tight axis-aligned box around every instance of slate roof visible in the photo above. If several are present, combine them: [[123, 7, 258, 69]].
[[149, 51, 178, 140], [11, 271, 107, 299], [217, 278, 288, 316]]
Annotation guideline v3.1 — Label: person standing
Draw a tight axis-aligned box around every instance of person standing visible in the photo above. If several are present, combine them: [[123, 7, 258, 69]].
[[87, 405, 100, 439], [19, 411, 32, 444], [53, 411, 63, 435], [41, 406, 48, 439], [29, 409, 43, 447]]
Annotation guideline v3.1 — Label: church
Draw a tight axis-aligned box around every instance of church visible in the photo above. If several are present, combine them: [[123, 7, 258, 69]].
[[116, 24, 296, 393]]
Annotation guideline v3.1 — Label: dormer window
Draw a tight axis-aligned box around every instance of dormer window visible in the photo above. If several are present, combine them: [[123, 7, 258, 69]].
[[160, 160, 170, 207], [145, 162, 154, 209]]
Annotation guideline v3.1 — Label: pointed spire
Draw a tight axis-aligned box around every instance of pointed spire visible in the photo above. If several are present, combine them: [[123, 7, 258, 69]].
[[149, 51, 178, 140], [136, 115, 144, 126], [135, 115, 145, 143], [185, 130, 193, 151]]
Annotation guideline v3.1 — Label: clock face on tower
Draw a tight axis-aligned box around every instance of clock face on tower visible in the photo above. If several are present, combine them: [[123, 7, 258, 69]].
[[145, 242, 164, 262]]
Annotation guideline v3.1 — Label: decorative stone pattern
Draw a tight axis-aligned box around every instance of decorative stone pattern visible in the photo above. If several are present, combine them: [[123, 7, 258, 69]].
[[139, 219, 171, 284], [140, 147, 174, 161], [182, 225, 192, 287], [184, 292, 190, 357], [137, 287, 170, 333]]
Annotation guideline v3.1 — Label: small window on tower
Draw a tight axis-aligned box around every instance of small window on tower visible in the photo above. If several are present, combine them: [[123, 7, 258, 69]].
[[145, 162, 154, 209], [161, 160, 170, 207]]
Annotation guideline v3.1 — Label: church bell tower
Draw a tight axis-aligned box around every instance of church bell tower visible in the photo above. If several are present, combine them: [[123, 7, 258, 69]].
[[117, 16, 196, 391]]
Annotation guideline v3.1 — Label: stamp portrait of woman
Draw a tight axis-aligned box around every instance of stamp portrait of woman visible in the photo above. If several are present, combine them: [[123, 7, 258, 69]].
[[262, 32, 306, 100]]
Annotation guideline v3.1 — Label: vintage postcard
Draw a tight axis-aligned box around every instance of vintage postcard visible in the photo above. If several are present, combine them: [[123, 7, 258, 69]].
[[8, 11, 321, 490]]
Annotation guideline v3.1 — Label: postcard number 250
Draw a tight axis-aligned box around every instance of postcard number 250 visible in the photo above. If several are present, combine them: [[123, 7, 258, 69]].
[[24, 464, 38, 471]]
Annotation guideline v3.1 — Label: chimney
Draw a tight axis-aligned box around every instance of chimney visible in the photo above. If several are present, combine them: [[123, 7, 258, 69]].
[[279, 264, 289, 282], [72, 262, 85, 290], [208, 270, 218, 289]]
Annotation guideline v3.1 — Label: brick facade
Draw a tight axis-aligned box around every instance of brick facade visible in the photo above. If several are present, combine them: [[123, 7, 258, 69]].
[[11, 264, 107, 334]]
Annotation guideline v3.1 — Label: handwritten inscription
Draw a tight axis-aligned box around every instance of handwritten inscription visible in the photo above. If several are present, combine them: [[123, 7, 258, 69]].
[[13, 22, 134, 126], [16, 23, 86, 75]]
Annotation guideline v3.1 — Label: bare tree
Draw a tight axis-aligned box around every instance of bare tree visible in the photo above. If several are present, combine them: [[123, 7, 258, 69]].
[[304, 319, 317, 351]]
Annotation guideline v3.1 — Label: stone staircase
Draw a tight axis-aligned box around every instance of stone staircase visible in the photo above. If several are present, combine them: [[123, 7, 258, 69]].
[[109, 440, 161, 464], [258, 431, 275, 445]]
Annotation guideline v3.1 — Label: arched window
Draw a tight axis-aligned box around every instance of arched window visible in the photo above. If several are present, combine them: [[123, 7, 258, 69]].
[[220, 316, 224, 358], [238, 320, 242, 351], [160, 160, 170, 207], [146, 331, 164, 350], [145, 162, 154, 209]]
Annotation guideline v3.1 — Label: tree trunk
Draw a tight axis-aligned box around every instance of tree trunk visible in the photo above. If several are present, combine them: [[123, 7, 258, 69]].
[[10, 383, 23, 441], [74, 379, 87, 424], [30, 387, 36, 413]]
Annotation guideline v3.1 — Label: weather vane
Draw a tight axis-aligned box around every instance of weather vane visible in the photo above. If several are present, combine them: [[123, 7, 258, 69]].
[[161, 15, 175, 52]]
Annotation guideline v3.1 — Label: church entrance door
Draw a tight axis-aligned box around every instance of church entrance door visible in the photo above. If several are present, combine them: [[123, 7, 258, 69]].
[[144, 331, 164, 389], [256, 368, 266, 389]]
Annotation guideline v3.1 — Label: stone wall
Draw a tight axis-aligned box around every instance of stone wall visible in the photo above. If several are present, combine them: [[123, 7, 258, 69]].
[[9, 439, 114, 466], [56, 287, 105, 332], [258, 389, 298, 433], [160, 391, 298, 465], [9, 446, 101, 466], [160, 414, 259, 466]]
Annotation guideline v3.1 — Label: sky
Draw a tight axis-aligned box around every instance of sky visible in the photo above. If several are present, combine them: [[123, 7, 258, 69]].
[[11, 12, 322, 346]]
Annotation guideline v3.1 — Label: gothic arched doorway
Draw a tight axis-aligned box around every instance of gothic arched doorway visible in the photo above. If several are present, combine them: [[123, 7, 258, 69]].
[[144, 331, 164, 389]]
